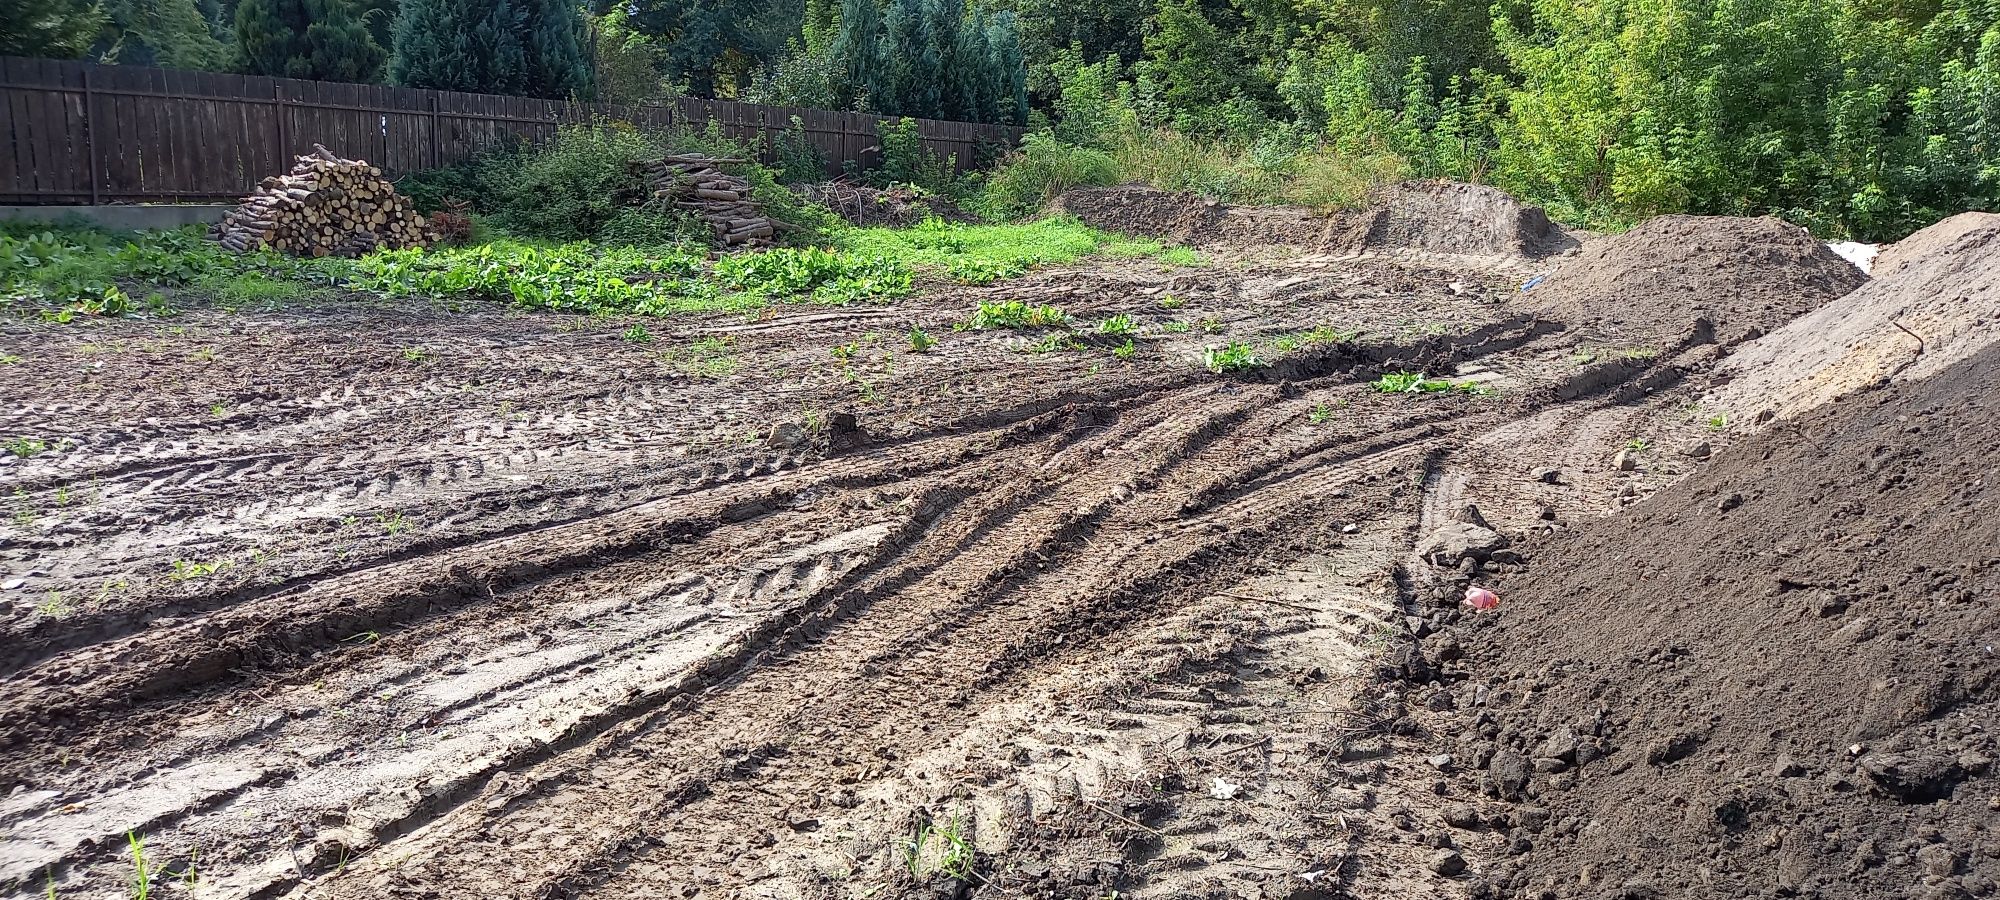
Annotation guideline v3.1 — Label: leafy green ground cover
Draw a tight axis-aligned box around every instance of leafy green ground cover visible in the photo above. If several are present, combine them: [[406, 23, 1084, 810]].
[[2, 214, 1185, 322]]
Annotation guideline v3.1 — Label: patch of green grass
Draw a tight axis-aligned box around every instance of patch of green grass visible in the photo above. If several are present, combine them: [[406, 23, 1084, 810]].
[[126, 832, 161, 900], [621, 323, 653, 343], [907, 326, 937, 353], [401, 348, 429, 363], [36, 592, 74, 619], [1705, 413, 1729, 430], [841, 216, 1163, 281], [1625, 437, 1651, 452], [1158, 246, 1206, 267], [209, 403, 227, 417], [378, 511, 413, 536], [1160, 320, 1192, 333], [1202, 342, 1264, 374], [0, 353, 22, 364], [1024, 333, 1087, 354], [961, 300, 1069, 330], [1199, 317, 1225, 335], [671, 336, 740, 377], [1370, 371, 1491, 395], [1157, 293, 1186, 309]]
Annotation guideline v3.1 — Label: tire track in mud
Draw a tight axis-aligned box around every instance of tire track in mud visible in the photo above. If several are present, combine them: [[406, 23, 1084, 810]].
[[3, 256, 1666, 900]]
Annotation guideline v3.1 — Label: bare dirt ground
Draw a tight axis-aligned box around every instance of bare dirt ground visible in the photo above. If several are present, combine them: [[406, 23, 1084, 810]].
[[8, 185, 1971, 900]]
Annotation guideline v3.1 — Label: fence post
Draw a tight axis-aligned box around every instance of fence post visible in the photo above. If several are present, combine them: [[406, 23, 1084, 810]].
[[83, 66, 98, 205], [274, 81, 288, 165], [429, 94, 440, 169]]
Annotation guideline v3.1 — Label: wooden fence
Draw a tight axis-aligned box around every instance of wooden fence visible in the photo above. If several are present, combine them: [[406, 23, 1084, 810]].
[[0, 56, 1025, 205]]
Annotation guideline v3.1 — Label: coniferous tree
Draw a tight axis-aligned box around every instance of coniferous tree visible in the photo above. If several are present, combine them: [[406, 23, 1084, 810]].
[[987, 10, 1028, 125], [389, 0, 589, 98], [236, 0, 383, 81], [951, 6, 993, 121], [0, 0, 105, 58], [831, 0, 883, 107]]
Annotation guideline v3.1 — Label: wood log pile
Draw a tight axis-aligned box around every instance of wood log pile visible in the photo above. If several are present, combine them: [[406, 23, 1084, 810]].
[[211, 144, 435, 256], [639, 154, 787, 248]]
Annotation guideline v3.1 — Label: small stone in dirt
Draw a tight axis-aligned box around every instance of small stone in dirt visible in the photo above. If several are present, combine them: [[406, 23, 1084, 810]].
[[1428, 753, 1456, 771], [1684, 440, 1713, 459], [1432, 849, 1468, 876], [1418, 523, 1511, 567], [1454, 504, 1491, 527], [1532, 466, 1563, 484], [1341, 522, 1361, 534], [1443, 803, 1481, 828], [765, 422, 810, 449], [1718, 491, 1744, 512], [1536, 503, 1558, 521], [1834, 616, 1880, 643], [1614, 449, 1641, 471], [1487, 748, 1531, 799], [1536, 725, 1581, 764]]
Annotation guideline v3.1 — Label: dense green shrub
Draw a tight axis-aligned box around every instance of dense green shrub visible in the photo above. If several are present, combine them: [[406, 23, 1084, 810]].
[[977, 133, 1120, 219], [484, 123, 660, 242]]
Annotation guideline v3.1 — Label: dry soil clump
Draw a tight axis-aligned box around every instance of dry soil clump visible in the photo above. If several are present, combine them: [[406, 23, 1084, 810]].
[[1525, 215, 1865, 347]]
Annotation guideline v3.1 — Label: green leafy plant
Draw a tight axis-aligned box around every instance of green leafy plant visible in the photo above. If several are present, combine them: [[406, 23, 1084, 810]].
[[1160, 320, 1192, 333], [907, 326, 937, 353], [671, 336, 739, 377], [1112, 339, 1137, 361], [5, 438, 50, 458], [906, 818, 979, 884], [169, 558, 231, 581], [1308, 403, 1334, 423], [962, 300, 1070, 329], [1158, 293, 1186, 309], [1097, 314, 1137, 336], [622, 323, 653, 343], [1202, 342, 1264, 373], [126, 832, 161, 900], [1371, 371, 1490, 395]]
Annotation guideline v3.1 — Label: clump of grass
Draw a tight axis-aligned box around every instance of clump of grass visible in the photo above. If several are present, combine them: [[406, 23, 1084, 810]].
[[1158, 293, 1186, 309], [906, 818, 979, 883], [1024, 333, 1086, 353], [1158, 246, 1205, 267], [1308, 403, 1334, 424], [671, 336, 739, 377], [962, 300, 1069, 330], [1202, 342, 1264, 373], [1371, 371, 1491, 395], [907, 326, 937, 353], [621, 323, 653, 343], [6, 437, 51, 458], [1160, 320, 1192, 334]]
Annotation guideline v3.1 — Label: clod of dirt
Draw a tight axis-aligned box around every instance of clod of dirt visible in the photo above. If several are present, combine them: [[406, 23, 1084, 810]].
[[1435, 343, 2000, 899], [1416, 522, 1510, 567], [1707, 212, 2000, 422], [1523, 215, 1866, 347], [1050, 181, 1572, 259]]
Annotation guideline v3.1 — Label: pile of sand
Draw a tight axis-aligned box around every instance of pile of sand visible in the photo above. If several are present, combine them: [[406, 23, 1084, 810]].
[[1408, 344, 2000, 899], [1708, 212, 2000, 422], [1523, 215, 1866, 348]]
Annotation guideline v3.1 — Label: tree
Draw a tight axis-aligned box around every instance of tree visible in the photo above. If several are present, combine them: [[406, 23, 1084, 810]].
[[832, 0, 884, 106], [594, 6, 676, 104], [635, 0, 797, 96], [987, 11, 1030, 124], [236, 0, 383, 81], [97, 0, 232, 69], [389, 0, 590, 98], [0, 0, 105, 58]]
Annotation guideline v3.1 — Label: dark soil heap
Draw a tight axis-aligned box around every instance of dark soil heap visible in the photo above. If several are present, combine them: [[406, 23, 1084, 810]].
[[1051, 182, 1572, 258], [1526, 215, 1865, 347], [1364, 180, 1576, 259], [1427, 345, 2000, 900]]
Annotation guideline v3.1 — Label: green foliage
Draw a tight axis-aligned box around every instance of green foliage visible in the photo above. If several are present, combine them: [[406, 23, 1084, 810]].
[[877, 118, 967, 196], [235, 0, 384, 82], [963, 299, 1070, 328], [907, 325, 937, 351], [1097, 313, 1136, 335], [907, 818, 979, 883], [1202, 342, 1264, 373], [598, 207, 712, 247], [636, 0, 790, 97], [773, 116, 831, 184], [389, 0, 591, 99], [841, 215, 1162, 274], [485, 123, 659, 241], [594, 6, 679, 104], [100, 0, 233, 70], [976, 132, 1120, 219], [0, 0, 104, 58], [1370, 371, 1489, 394], [713, 247, 915, 304]]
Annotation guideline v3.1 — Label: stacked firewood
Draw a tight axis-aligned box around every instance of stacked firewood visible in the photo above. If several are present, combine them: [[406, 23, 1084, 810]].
[[212, 144, 434, 256], [639, 154, 785, 248]]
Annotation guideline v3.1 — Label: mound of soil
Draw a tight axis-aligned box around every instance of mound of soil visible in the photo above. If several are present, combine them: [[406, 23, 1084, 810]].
[[1364, 180, 1576, 259], [794, 181, 973, 227], [1710, 212, 2000, 422], [1423, 344, 2000, 899], [1050, 182, 1570, 258], [1525, 215, 1865, 347]]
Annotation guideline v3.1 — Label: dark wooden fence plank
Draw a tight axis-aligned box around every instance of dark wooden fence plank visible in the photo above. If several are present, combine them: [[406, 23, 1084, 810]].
[[0, 55, 1024, 204]]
